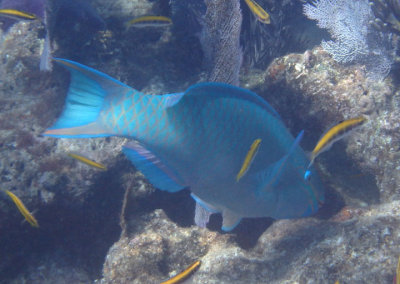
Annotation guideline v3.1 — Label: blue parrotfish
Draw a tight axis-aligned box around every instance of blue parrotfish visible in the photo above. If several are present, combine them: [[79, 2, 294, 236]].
[[44, 58, 325, 231]]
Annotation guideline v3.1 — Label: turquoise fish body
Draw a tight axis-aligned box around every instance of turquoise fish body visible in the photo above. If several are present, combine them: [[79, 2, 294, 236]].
[[45, 59, 324, 231]]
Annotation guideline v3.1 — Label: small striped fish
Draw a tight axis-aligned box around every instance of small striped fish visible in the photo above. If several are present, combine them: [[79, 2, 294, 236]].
[[0, 9, 37, 20], [160, 260, 201, 284], [5, 190, 39, 228], [67, 153, 107, 170], [309, 116, 367, 166], [244, 0, 270, 24], [126, 16, 172, 28]]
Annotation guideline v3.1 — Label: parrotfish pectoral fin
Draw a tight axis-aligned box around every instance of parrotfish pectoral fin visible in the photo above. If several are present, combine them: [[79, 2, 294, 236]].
[[123, 141, 185, 192], [191, 194, 219, 228], [221, 209, 242, 232], [194, 202, 213, 228], [43, 58, 133, 138], [258, 130, 304, 189]]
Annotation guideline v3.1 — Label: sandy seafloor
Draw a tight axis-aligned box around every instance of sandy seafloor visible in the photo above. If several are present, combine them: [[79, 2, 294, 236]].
[[1, 0, 400, 283]]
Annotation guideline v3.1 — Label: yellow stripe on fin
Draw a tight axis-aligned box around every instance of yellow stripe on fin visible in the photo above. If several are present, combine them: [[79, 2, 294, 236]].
[[160, 260, 201, 284], [5, 190, 39, 228], [236, 138, 261, 182], [67, 153, 107, 170]]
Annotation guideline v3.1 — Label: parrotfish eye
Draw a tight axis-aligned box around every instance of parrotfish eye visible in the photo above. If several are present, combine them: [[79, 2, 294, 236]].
[[304, 170, 312, 181]]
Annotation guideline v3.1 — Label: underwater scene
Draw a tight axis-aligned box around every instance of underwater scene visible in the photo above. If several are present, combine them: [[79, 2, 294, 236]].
[[1, 0, 400, 283]]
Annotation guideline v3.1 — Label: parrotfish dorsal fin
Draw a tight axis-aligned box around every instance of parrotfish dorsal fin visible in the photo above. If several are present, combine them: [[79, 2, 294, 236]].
[[221, 209, 242, 231], [123, 141, 185, 192], [43, 58, 138, 138], [258, 130, 304, 190], [162, 92, 185, 108], [172, 82, 281, 120]]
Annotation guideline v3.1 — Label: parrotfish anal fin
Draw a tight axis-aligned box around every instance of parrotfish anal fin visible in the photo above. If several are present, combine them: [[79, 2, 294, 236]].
[[123, 141, 185, 192], [258, 130, 304, 189], [222, 209, 242, 232], [43, 58, 135, 138]]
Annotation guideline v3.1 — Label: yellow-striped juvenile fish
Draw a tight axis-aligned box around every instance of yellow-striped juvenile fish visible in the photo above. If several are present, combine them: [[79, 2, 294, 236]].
[[160, 260, 201, 284], [309, 116, 367, 167], [5, 190, 39, 228], [67, 153, 107, 170], [236, 138, 261, 182], [244, 0, 270, 24], [126, 16, 172, 28], [0, 9, 37, 21]]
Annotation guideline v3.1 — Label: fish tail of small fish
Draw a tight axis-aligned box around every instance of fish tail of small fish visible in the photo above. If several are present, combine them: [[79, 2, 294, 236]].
[[42, 58, 136, 138]]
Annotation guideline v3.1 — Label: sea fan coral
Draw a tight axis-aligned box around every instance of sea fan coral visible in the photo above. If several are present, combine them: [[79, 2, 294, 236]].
[[303, 0, 396, 80]]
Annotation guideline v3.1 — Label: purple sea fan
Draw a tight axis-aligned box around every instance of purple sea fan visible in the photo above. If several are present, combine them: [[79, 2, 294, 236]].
[[303, 0, 372, 63], [200, 0, 243, 86], [303, 0, 396, 80]]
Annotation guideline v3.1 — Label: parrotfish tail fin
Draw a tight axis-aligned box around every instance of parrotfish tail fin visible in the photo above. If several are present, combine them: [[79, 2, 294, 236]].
[[43, 58, 133, 138], [258, 130, 305, 189], [123, 141, 186, 192]]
